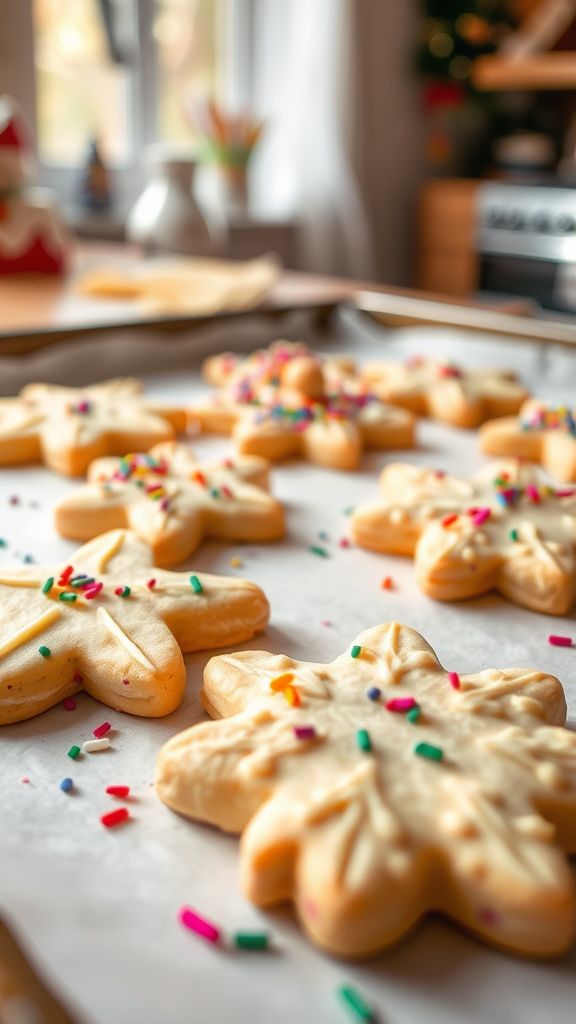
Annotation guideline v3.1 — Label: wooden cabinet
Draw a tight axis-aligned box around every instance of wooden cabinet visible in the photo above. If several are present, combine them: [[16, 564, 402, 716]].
[[417, 179, 479, 298]]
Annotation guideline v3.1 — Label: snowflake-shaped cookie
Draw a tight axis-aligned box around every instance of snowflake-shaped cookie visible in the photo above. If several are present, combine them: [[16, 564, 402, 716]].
[[54, 442, 285, 566], [156, 621, 576, 958], [193, 351, 415, 470], [352, 459, 576, 614], [361, 356, 529, 428], [0, 378, 186, 477], [0, 529, 269, 724], [480, 399, 576, 482]]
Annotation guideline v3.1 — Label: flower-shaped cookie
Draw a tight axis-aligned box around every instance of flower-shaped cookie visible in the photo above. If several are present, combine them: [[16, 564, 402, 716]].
[[351, 460, 576, 614], [0, 530, 269, 724], [202, 338, 355, 391], [361, 357, 529, 428], [54, 443, 285, 566], [156, 621, 576, 958], [480, 399, 576, 482], [0, 378, 186, 476], [193, 352, 415, 470]]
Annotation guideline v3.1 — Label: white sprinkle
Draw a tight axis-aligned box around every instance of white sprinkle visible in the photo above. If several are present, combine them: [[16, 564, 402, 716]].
[[461, 546, 476, 563], [82, 738, 111, 753], [389, 508, 407, 525]]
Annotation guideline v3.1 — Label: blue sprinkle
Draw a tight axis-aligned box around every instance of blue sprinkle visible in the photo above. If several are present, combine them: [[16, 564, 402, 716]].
[[367, 687, 381, 701], [60, 777, 74, 793], [318, 531, 329, 541], [23, 554, 35, 564]]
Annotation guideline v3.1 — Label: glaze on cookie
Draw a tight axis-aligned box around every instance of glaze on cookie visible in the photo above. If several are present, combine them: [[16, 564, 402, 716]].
[[480, 399, 576, 482]]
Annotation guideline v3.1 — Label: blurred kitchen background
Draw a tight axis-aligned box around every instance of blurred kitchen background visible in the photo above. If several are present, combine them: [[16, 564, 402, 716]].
[[2, 0, 576, 313]]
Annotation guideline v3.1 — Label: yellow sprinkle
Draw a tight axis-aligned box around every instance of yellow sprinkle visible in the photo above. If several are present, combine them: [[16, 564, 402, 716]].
[[230, 557, 243, 569]]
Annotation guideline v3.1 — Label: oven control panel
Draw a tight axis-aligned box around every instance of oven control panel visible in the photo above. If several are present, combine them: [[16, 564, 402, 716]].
[[477, 183, 576, 263]]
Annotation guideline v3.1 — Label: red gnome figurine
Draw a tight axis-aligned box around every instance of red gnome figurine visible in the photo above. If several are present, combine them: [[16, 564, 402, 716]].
[[0, 95, 68, 275]]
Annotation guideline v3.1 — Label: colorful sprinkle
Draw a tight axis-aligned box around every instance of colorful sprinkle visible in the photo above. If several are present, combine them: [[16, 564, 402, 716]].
[[350, 645, 362, 659], [147, 578, 157, 590], [83, 582, 103, 599], [41, 577, 54, 594], [293, 725, 316, 740], [67, 745, 81, 760], [380, 576, 394, 590], [179, 906, 220, 944], [447, 672, 460, 690], [366, 687, 381, 701], [283, 685, 301, 707], [58, 565, 74, 586], [234, 931, 270, 951], [63, 697, 77, 711], [414, 741, 443, 762], [38, 645, 51, 658], [59, 592, 77, 603], [337, 983, 375, 1023], [339, 538, 351, 548], [82, 738, 111, 753], [385, 697, 417, 713], [270, 673, 294, 692], [230, 557, 243, 568], [59, 777, 73, 793], [441, 513, 458, 527], [93, 721, 112, 738], [407, 706, 422, 724], [190, 575, 203, 594], [309, 545, 329, 558], [356, 728, 372, 753], [100, 807, 130, 829], [471, 507, 490, 527], [509, 528, 519, 541], [114, 586, 131, 598], [548, 634, 573, 647], [106, 785, 130, 798]]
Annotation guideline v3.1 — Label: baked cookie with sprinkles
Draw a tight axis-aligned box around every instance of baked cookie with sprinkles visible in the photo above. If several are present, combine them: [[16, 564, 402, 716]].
[[202, 338, 356, 391], [480, 399, 576, 483], [156, 621, 576, 959], [54, 442, 285, 566], [0, 378, 187, 477], [0, 529, 269, 724], [193, 350, 415, 470], [360, 356, 529, 429], [351, 459, 576, 614]]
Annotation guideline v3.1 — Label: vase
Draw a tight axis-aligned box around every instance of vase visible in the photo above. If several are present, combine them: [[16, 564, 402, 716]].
[[126, 146, 218, 256]]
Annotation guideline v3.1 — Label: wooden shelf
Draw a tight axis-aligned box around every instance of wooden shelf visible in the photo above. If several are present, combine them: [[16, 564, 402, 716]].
[[473, 52, 576, 90]]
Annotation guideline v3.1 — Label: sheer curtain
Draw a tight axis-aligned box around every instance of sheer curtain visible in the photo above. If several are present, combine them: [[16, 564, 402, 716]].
[[247, 0, 376, 279]]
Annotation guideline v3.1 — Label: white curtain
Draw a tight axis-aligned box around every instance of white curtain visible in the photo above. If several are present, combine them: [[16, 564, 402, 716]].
[[246, 0, 376, 279]]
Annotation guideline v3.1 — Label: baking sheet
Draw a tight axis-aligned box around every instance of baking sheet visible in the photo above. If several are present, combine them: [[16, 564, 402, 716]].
[[1, 315, 575, 1024]]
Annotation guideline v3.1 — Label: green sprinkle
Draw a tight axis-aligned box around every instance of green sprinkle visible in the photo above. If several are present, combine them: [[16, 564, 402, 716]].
[[407, 705, 422, 724], [41, 577, 54, 594], [59, 592, 77, 602], [38, 645, 51, 658], [338, 984, 375, 1022], [190, 575, 203, 594], [343, 506, 355, 516], [0, 539, 6, 548], [350, 645, 362, 659], [414, 741, 443, 762], [309, 545, 329, 558], [356, 728, 372, 753], [117, 586, 131, 598], [210, 487, 220, 499], [70, 576, 94, 588], [509, 528, 519, 541], [67, 745, 81, 760], [234, 931, 269, 950]]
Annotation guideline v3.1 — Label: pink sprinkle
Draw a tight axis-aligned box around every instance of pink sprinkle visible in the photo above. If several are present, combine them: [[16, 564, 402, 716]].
[[72, 672, 83, 685], [339, 538, 350, 548], [147, 578, 157, 590], [385, 697, 417, 713], [9, 495, 20, 506], [548, 634, 573, 647], [293, 725, 316, 740], [321, 620, 332, 627], [84, 582, 103, 599], [93, 721, 112, 739], [448, 672, 460, 689], [555, 489, 576, 498], [525, 484, 540, 504], [63, 697, 77, 711], [21, 777, 30, 784], [471, 507, 490, 527], [220, 485, 234, 499], [434, 470, 446, 479], [179, 906, 220, 945], [160, 498, 170, 511]]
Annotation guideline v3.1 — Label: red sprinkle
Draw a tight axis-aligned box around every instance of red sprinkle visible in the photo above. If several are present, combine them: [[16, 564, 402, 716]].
[[385, 697, 417, 713], [93, 721, 112, 738], [63, 697, 77, 711], [339, 538, 350, 548], [121, 678, 130, 686], [548, 635, 573, 647], [106, 785, 130, 799], [100, 807, 130, 828], [58, 565, 74, 586], [72, 672, 83, 685], [448, 671, 460, 689], [471, 508, 490, 527], [147, 578, 157, 590], [84, 582, 103, 600], [220, 485, 234, 499], [381, 576, 394, 590], [442, 514, 458, 527]]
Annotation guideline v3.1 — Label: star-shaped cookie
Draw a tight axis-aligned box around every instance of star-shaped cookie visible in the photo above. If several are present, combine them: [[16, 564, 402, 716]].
[[202, 338, 356, 390], [480, 399, 576, 483], [351, 460, 576, 614], [54, 443, 285, 566], [0, 378, 186, 476], [193, 351, 415, 470], [156, 621, 576, 958], [361, 356, 529, 428], [0, 529, 269, 724]]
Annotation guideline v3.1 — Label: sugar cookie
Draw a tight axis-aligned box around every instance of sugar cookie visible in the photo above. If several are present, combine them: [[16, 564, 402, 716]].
[[156, 621, 576, 959], [480, 399, 576, 482], [0, 378, 186, 477], [202, 338, 356, 390], [351, 460, 576, 614], [361, 356, 529, 428], [54, 443, 285, 566], [0, 529, 269, 724]]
